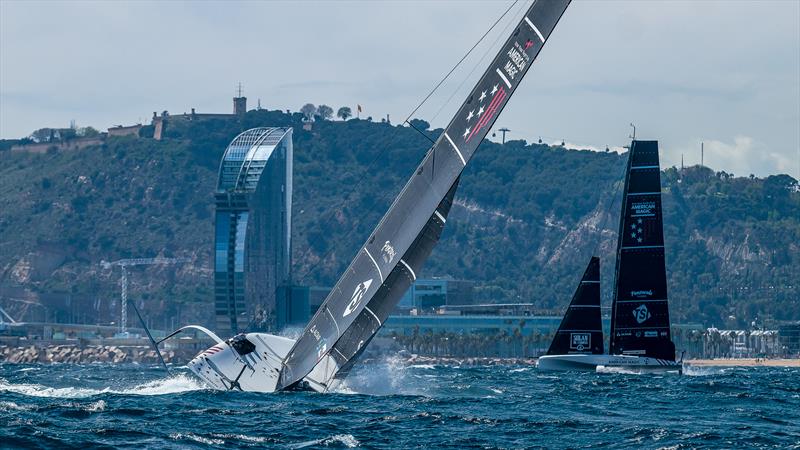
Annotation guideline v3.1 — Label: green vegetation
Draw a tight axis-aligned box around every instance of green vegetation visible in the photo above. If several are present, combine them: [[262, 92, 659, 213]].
[[1, 109, 798, 327]]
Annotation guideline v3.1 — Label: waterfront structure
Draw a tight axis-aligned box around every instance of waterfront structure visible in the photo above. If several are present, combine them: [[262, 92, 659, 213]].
[[397, 278, 474, 311], [214, 127, 292, 334]]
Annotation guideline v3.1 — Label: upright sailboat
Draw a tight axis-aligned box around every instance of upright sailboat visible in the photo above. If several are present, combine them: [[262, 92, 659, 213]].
[[538, 140, 682, 372], [182, 0, 573, 392]]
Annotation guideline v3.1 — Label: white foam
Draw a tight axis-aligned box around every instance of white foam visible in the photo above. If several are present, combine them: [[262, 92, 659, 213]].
[[170, 433, 224, 445], [683, 365, 729, 377], [290, 434, 360, 449], [0, 374, 205, 399]]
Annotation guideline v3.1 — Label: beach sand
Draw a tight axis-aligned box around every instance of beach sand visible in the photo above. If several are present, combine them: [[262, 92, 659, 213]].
[[686, 358, 800, 367]]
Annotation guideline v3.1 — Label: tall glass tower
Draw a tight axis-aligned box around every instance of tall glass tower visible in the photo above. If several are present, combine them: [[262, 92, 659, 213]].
[[214, 127, 292, 335]]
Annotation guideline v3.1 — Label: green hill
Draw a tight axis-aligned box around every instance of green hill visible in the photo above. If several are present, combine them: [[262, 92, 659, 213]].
[[1, 109, 798, 329]]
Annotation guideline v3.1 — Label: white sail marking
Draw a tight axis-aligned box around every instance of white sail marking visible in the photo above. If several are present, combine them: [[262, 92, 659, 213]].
[[325, 306, 341, 337], [580, 280, 600, 284], [524, 16, 545, 43], [434, 210, 446, 224], [444, 132, 466, 166], [399, 259, 416, 281], [364, 306, 382, 326], [631, 165, 659, 170], [496, 68, 512, 89], [333, 348, 347, 359], [364, 249, 384, 282], [621, 245, 664, 250]]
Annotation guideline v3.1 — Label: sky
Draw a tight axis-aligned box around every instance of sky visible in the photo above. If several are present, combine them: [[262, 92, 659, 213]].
[[1, 0, 798, 178]]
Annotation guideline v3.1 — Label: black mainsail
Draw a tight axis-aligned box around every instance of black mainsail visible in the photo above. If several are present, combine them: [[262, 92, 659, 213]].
[[609, 141, 676, 361], [546, 256, 603, 356], [277, 0, 572, 390]]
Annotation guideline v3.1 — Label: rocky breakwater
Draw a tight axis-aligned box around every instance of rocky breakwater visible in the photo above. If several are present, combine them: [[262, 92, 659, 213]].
[[0, 344, 196, 364]]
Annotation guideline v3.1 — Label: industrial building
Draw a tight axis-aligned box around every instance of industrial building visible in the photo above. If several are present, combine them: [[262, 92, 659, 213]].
[[214, 127, 293, 334]]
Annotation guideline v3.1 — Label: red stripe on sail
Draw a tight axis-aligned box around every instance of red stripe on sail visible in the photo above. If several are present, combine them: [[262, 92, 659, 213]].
[[466, 87, 506, 143]]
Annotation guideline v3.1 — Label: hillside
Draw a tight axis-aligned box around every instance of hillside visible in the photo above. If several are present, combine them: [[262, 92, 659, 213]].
[[1, 109, 798, 329]]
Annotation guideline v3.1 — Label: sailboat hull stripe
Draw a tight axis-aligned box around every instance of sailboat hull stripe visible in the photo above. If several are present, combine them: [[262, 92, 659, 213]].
[[444, 132, 466, 166], [621, 245, 664, 250], [400, 259, 416, 280], [364, 306, 382, 325], [434, 210, 446, 224], [364, 249, 384, 282], [325, 307, 341, 337], [524, 17, 545, 43], [496, 68, 512, 89]]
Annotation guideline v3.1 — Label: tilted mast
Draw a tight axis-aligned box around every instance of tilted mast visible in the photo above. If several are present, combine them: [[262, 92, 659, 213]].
[[277, 0, 572, 390]]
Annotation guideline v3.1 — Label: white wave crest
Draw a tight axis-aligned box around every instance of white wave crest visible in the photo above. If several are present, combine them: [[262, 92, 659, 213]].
[[0, 373, 205, 399], [683, 365, 729, 377], [170, 433, 224, 445], [290, 434, 360, 448]]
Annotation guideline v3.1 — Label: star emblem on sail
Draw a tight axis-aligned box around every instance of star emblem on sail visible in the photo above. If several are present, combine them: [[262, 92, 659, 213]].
[[629, 218, 644, 243], [463, 83, 506, 143]]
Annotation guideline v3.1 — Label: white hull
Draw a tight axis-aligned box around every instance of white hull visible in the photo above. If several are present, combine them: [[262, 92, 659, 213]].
[[187, 333, 340, 393], [537, 354, 682, 373]]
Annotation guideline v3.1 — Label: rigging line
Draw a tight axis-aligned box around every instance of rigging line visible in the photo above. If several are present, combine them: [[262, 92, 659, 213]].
[[427, 0, 528, 126], [295, 3, 517, 284], [405, 120, 436, 145], [403, 0, 520, 125]]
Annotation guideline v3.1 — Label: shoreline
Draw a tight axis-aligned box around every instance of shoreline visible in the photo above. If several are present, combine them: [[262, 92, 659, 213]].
[[685, 358, 800, 367]]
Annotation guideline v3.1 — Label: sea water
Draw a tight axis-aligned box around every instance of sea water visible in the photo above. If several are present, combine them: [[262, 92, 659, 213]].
[[1, 361, 798, 448]]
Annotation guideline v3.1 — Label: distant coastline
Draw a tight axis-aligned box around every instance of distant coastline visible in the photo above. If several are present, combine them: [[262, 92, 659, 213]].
[[686, 358, 800, 367]]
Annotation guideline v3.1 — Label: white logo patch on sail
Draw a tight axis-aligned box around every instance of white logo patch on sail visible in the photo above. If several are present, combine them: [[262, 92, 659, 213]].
[[381, 241, 396, 264], [570, 333, 590, 351], [632, 304, 652, 324], [343, 279, 373, 317]]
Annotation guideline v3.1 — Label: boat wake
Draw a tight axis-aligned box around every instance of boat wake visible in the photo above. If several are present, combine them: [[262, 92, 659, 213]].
[[330, 355, 426, 396], [0, 373, 205, 399]]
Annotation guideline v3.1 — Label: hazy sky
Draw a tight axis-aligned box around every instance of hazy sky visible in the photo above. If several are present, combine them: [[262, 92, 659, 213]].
[[2, 0, 798, 178]]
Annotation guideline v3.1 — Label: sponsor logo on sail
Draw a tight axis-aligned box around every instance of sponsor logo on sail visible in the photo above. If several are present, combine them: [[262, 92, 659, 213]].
[[632, 304, 652, 324], [381, 241, 396, 264], [343, 279, 373, 317], [644, 331, 658, 337], [570, 333, 591, 351], [631, 290, 653, 298], [316, 340, 327, 360]]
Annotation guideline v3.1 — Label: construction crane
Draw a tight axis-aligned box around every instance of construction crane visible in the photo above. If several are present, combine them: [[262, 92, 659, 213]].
[[100, 257, 191, 334]]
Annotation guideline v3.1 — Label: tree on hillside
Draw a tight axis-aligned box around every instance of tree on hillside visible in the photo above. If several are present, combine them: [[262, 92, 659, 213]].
[[317, 104, 334, 121], [30, 128, 54, 143], [408, 118, 430, 131], [300, 103, 317, 121], [337, 107, 352, 121]]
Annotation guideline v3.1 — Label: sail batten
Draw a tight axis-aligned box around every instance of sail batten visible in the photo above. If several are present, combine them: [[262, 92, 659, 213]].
[[276, 0, 572, 391]]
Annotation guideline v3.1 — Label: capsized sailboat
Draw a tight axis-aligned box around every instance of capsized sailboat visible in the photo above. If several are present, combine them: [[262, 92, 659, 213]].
[[537, 256, 605, 371], [180, 0, 573, 393]]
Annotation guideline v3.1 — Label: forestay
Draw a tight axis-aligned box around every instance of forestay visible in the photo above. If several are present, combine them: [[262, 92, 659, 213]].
[[277, 0, 572, 390]]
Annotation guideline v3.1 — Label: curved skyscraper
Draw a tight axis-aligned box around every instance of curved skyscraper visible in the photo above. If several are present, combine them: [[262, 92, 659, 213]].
[[214, 127, 292, 334]]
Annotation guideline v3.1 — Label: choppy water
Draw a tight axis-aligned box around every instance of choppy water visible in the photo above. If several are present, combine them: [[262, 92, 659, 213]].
[[1, 361, 799, 449]]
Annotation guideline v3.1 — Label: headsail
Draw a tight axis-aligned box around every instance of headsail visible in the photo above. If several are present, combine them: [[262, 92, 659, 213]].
[[546, 256, 603, 356], [609, 141, 676, 361], [277, 0, 572, 390]]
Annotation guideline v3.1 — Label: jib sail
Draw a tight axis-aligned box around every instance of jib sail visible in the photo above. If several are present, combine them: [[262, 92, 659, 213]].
[[546, 256, 604, 356], [609, 141, 676, 361], [277, 0, 572, 390]]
